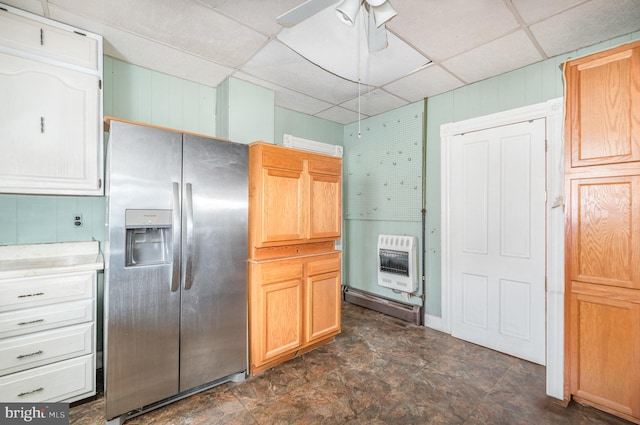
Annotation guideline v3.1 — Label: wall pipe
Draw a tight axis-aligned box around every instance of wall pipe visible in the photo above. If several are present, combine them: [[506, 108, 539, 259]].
[[420, 97, 428, 325]]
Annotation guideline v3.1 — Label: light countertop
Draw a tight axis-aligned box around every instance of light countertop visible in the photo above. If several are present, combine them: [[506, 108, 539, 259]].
[[0, 241, 103, 279]]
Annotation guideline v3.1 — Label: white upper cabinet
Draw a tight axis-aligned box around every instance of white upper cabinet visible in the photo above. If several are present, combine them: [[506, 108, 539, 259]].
[[0, 4, 103, 195]]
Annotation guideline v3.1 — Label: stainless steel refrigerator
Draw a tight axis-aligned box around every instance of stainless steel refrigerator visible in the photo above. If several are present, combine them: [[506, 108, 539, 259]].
[[104, 120, 247, 424]]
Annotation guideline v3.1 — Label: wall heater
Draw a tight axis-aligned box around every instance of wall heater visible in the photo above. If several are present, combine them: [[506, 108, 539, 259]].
[[377, 234, 418, 293]]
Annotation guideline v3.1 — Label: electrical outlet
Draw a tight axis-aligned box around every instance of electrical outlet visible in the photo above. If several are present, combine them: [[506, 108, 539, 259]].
[[73, 214, 83, 228]]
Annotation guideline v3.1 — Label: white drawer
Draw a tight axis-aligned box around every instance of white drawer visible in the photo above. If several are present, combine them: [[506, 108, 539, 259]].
[[0, 271, 95, 312], [0, 354, 94, 403], [0, 323, 93, 376], [0, 299, 94, 339], [0, 9, 99, 71]]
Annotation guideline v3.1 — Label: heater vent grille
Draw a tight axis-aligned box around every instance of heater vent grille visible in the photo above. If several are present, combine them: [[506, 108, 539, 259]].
[[377, 234, 417, 292]]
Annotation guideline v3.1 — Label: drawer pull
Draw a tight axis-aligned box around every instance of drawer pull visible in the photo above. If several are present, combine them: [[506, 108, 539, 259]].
[[17, 292, 44, 298], [18, 387, 44, 397], [17, 350, 44, 359], [17, 319, 45, 326]]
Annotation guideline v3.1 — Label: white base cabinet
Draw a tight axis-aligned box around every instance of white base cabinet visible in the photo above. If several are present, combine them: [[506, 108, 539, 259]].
[[0, 241, 103, 404]]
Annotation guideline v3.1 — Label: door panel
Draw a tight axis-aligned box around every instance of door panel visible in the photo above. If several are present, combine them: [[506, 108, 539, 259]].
[[306, 270, 341, 342], [261, 278, 303, 361], [569, 284, 640, 416], [309, 173, 341, 239], [105, 122, 182, 419], [565, 45, 640, 167], [449, 119, 546, 365], [262, 168, 305, 243], [570, 176, 640, 289], [179, 135, 248, 392]]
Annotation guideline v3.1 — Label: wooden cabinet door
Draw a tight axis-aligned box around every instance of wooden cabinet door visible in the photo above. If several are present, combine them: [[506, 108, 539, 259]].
[[569, 283, 640, 419], [568, 175, 640, 290], [305, 253, 341, 342], [565, 43, 640, 168], [308, 172, 341, 240], [251, 260, 304, 365], [260, 167, 305, 244]]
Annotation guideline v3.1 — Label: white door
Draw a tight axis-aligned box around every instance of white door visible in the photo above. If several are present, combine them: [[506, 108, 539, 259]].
[[449, 119, 546, 365]]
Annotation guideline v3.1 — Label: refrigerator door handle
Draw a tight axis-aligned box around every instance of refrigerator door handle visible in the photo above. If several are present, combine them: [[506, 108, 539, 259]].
[[183, 182, 195, 290], [171, 182, 181, 292]]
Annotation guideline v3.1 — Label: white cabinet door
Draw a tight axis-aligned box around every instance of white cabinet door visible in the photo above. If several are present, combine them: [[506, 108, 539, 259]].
[[0, 10, 99, 71], [0, 52, 101, 194]]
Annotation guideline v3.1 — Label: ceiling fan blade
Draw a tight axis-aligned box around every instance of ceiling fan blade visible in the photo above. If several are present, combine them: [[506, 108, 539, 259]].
[[367, 11, 388, 52], [276, 0, 339, 27]]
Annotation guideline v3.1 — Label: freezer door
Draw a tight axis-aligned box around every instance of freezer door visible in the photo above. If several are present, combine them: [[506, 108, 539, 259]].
[[179, 135, 248, 391], [105, 121, 182, 419]]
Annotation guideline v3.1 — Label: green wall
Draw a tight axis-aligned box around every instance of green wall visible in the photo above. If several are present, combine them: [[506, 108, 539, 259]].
[[216, 77, 275, 144], [275, 106, 343, 146], [342, 102, 424, 306]]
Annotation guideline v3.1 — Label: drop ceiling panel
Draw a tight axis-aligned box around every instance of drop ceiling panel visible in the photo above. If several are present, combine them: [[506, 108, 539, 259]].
[[510, 0, 586, 24], [49, 0, 267, 67], [384, 65, 465, 102], [207, 0, 314, 36], [340, 89, 408, 117], [241, 40, 360, 105], [530, 0, 640, 57], [388, 0, 519, 61], [443, 30, 543, 84], [234, 71, 334, 116], [50, 6, 234, 87], [315, 106, 362, 125]]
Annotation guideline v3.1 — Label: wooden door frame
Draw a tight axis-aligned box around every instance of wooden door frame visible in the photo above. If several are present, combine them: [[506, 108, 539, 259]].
[[437, 97, 565, 400]]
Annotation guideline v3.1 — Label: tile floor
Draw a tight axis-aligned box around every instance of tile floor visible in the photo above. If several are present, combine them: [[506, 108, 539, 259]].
[[70, 302, 633, 424]]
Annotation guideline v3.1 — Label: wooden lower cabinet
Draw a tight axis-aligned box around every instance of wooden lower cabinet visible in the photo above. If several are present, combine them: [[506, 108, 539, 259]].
[[569, 282, 640, 422], [249, 251, 341, 375]]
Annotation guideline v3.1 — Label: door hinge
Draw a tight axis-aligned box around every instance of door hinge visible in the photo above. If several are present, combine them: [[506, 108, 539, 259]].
[[98, 179, 102, 189], [99, 80, 102, 90]]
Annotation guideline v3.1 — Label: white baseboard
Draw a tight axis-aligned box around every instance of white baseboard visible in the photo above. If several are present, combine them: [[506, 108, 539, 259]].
[[424, 313, 448, 333]]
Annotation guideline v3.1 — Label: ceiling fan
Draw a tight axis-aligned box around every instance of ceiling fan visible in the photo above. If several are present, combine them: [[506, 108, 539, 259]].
[[276, 0, 398, 52]]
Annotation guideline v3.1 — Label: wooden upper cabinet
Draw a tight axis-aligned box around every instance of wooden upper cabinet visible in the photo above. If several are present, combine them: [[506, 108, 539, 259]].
[[564, 41, 640, 169], [249, 143, 342, 258]]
